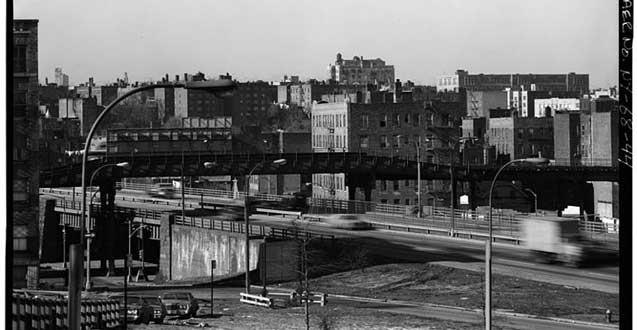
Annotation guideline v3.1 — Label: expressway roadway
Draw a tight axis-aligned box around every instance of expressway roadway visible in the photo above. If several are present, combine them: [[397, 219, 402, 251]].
[[45, 187, 619, 294]]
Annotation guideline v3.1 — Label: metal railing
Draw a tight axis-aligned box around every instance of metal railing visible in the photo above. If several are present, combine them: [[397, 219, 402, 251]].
[[47, 185, 618, 246]]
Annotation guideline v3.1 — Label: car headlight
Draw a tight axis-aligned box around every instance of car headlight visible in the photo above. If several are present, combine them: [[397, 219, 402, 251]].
[[127, 309, 138, 315]]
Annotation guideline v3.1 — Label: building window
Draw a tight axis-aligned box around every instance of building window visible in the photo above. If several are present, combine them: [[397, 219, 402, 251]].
[[393, 135, 401, 147], [13, 238, 27, 251], [361, 115, 369, 128], [381, 180, 387, 191], [380, 114, 387, 127], [381, 199, 388, 204], [14, 45, 27, 72], [359, 135, 369, 148], [414, 113, 421, 126], [405, 199, 410, 205], [392, 113, 400, 127], [393, 180, 399, 191], [405, 180, 410, 187], [14, 91, 27, 117], [404, 114, 411, 124], [393, 199, 400, 205], [13, 225, 28, 251], [380, 135, 388, 148]]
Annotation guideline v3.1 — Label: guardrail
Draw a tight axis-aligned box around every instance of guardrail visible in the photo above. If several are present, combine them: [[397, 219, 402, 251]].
[[239, 293, 273, 308], [255, 208, 302, 219], [368, 221, 521, 245], [46, 186, 618, 244], [267, 291, 328, 307]]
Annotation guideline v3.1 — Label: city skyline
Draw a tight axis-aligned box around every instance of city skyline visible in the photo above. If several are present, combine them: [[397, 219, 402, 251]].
[[14, 0, 618, 89]]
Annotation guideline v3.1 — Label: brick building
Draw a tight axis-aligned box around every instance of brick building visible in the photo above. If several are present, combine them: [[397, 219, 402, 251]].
[[553, 97, 618, 222], [437, 69, 589, 94], [58, 97, 100, 136], [487, 113, 554, 161], [38, 117, 82, 168], [465, 90, 508, 118], [508, 90, 581, 117], [289, 81, 336, 111], [327, 53, 395, 86], [311, 100, 464, 207], [39, 84, 73, 118], [12, 19, 41, 288]]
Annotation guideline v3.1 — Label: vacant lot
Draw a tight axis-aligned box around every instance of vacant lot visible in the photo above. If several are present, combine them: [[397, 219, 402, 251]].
[[130, 298, 512, 330], [300, 263, 618, 324]]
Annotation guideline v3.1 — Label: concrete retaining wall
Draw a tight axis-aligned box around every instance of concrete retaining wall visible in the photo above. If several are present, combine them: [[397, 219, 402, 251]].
[[159, 214, 299, 282]]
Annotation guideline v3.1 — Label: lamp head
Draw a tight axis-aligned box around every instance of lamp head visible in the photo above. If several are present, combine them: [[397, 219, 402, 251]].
[[273, 158, 287, 166], [518, 157, 550, 165], [203, 161, 216, 168], [116, 162, 131, 170], [183, 79, 237, 97]]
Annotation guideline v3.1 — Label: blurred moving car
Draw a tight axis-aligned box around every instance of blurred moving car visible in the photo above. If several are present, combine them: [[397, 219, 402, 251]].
[[161, 292, 199, 318], [323, 214, 372, 230], [147, 183, 176, 199], [217, 206, 244, 221], [140, 295, 167, 323], [111, 295, 153, 324]]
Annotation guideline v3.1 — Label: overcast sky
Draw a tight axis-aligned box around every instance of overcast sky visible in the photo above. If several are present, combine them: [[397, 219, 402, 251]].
[[14, 0, 618, 88]]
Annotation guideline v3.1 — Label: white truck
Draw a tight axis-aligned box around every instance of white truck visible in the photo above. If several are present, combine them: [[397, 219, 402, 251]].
[[520, 216, 597, 267]]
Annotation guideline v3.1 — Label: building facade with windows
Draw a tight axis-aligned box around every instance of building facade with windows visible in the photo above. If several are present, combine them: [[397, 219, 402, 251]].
[[487, 114, 554, 161], [13, 19, 41, 288], [437, 69, 589, 94], [54, 67, 69, 86], [508, 90, 581, 117], [311, 100, 453, 207], [327, 53, 395, 86]]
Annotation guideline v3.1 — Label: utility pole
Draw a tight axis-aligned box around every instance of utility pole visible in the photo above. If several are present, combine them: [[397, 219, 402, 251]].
[[416, 142, 422, 218]]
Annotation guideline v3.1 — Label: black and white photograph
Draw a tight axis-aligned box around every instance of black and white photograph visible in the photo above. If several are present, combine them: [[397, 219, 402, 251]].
[[7, 1, 632, 329]]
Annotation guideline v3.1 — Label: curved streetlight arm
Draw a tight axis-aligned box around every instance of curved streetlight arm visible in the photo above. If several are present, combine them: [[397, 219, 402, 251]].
[[80, 84, 181, 247], [488, 159, 522, 235], [129, 223, 147, 238]]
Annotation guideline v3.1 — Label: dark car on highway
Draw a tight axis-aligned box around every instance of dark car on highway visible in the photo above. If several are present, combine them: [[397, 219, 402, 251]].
[[140, 295, 167, 323], [161, 292, 199, 318], [111, 295, 153, 324]]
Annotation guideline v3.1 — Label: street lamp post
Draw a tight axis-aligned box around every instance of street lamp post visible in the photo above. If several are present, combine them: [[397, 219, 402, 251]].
[[416, 141, 422, 218], [244, 158, 287, 294], [524, 188, 538, 215], [485, 156, 548, 330], [181, 150, 186, 220], [86, 162, 129, 290], [73, 79, 237, 327]]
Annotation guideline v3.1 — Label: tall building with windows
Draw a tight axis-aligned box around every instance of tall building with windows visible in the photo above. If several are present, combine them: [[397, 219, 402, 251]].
[[54, 67, 69, 86], [13, 19, 41, 288], [327, 53, 395, 86]]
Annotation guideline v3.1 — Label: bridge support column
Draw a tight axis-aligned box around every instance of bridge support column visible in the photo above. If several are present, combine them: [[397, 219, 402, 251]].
[[347, 185, 357, 201], [97, 180, 118, 277], [363, 186, 372, 202]]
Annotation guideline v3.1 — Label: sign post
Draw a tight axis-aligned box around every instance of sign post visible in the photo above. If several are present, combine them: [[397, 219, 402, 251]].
[[211, 260, 216, 316]]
